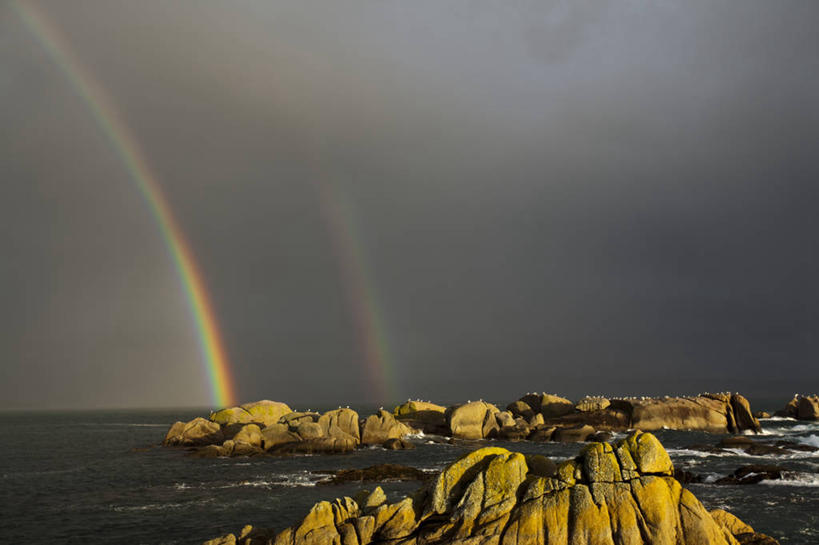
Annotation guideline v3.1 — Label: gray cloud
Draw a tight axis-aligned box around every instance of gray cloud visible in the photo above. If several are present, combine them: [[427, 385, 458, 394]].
[[1, 1, 817, 409]]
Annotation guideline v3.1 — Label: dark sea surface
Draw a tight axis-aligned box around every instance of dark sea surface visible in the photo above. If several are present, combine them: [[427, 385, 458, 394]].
[[1, 403, 817, 544]]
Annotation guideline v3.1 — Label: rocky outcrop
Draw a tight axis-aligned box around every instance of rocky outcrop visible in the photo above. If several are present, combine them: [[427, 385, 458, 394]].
[[394, 400, 448, 435], [774, 394, 818, 420], [575, 396, 610, 412], [168, 406, 362, 456], [714, 465, 786, 485], [711, 509, 780, 545], [164, 392, 763, 457], [361, 410, 413, 445], [210, 400, 292, 427], [537, 393, 761, 434], [446, 400, 500, 439], [203, 432, 778, 545], [798, 395, 819, 420], [163, 417, 223, 446]]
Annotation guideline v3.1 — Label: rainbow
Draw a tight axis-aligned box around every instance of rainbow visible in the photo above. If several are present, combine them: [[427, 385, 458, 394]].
[[317, 182, 398, 406], [14, 1, 238, 408]]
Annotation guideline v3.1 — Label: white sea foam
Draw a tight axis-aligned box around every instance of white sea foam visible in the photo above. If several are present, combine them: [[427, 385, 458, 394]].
[[760, 416, 796, 422], [702, 473, 721, 484], [796, 434, 819, 448], [790, 424, 819, 432], [758, 472, 819, 487], [111, 499, 215, 512], [667, 448, 728, 458], [221, 472, 319, 488]]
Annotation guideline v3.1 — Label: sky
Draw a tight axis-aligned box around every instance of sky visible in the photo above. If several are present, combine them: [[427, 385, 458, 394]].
[[2, 0, 818, 410]]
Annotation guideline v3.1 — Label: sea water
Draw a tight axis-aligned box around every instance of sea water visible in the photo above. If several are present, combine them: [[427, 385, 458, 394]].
[[1, 407, 817, 544]]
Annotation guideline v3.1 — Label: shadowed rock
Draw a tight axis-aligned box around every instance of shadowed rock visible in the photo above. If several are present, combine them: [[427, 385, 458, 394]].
[[774, 394, 818, 420]]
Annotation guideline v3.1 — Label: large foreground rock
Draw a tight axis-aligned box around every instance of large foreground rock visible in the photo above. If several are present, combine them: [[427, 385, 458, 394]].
[[204, 431, 778, 545]]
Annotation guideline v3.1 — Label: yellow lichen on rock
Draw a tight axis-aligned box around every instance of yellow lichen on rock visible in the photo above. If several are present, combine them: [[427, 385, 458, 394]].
[[294, 501, 340, 545], [202, 431, 779, 545], [232, 424, 262, 447], [710, 509, 754, 536], [428, 446, 512, 515], [393, 400, 446, 417], [210, 406, 254, 426], [623, 431, 673, 476], [568, 484, 615, 545], [447, 401, 501, 439], [582, 442, 621, 483], [241, 400, 293, 427]]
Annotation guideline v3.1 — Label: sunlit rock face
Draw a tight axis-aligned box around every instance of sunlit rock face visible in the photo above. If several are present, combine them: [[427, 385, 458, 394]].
[[202, 431, 779, 545]]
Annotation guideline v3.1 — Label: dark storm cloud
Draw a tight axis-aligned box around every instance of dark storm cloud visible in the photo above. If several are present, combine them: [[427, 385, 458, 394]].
[[1, 0, 818, 409]]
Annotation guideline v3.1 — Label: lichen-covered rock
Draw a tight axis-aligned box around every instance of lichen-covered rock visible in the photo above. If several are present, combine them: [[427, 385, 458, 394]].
[[393, 400, 446, 418], [576, 396, 611, 412], [240, 400, 293, 427], [210, 406, 255, 426], [163, 417, 223, 446], [204, 432, 778, 545], [446, 401, 500, 439], [393, 400, 448, 435], [260, 423, 301, 450], [269, 436, 357, 455], [232, 424, 262, 447], [318, 408, 361, 443], [280, 411, 321, 430], [296, 421, 325, 441], [553, 424, 595, 442], [520, 393, 575, 418], [361, 410, 411, 445], [711, 509, 754, 535], [506, 400, 535, 419], [626, 395, 733, 433]]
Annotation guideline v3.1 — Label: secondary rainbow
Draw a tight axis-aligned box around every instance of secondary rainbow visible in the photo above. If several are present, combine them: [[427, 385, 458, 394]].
[[14, 1, 237, 408], [317, 181, 398, 406]]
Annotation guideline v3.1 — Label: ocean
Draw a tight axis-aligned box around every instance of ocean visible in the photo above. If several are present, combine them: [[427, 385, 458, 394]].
[[1, 405, 817, 544]]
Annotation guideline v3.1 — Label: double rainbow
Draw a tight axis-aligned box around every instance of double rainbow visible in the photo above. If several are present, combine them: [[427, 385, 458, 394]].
[[14, 1, 237, 408], [16, 1, 403, 408]]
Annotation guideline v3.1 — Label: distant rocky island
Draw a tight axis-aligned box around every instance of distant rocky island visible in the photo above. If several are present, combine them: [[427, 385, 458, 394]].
[[201, 431, 781, 545], [160, 392, 819, 457]]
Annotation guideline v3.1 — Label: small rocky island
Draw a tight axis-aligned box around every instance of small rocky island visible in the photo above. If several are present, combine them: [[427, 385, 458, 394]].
[[163, 392, 773, 457], [201, 431, 779, 545]]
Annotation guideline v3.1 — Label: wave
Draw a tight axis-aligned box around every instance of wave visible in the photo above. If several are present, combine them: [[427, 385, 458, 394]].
[[221, 472, 320, 489], [796, 435, 819, 448], [668, 447, 819, 461], [76, 422, 169, 427], [667, 448, 738, 459], [758, 472, 819, 487], [760, 416, 797, 422], [790, 424, 819, 432], [111, 498, 215, 512]]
